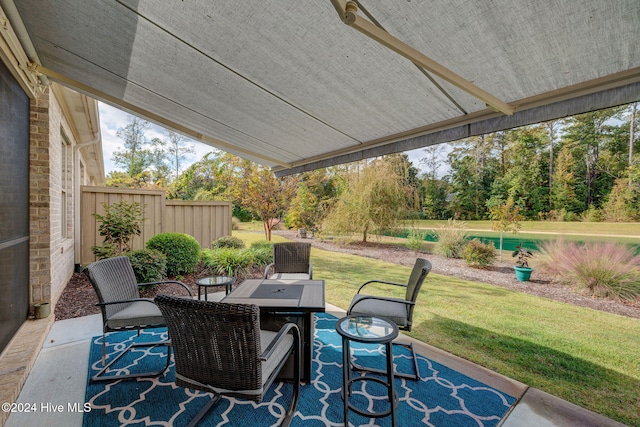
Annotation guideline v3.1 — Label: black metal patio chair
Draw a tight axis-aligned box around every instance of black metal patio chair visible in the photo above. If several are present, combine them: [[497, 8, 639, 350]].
[[347, 257, 432, 379], [84, 255, 192, 382]]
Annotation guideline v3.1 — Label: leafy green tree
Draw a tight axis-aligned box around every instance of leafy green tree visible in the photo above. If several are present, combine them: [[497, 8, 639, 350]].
[[322, 158, 416, 242], [169, 151, 227, 200], [561, 107, 624, 208], [551, 144, 583, 216], [447, 136, 499, 219], [285, 183, 318, 230], [420, 178, 449, 219], [223, 155, 296, 240], [110, 116, 172, 187], [488, 196, 522, 261], [112, 117, 155, 177], [91, 200, 145, 259]]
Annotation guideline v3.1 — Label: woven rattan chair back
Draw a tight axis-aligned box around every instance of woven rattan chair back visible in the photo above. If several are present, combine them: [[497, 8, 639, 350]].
[[272, 242, 311, 275], [156, 295, 265, 400], [84, 256, 140, 320]]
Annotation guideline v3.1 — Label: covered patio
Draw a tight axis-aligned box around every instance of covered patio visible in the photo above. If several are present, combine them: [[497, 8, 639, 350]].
[[0, 0, 638, 425], [5, 299, 623, 427]]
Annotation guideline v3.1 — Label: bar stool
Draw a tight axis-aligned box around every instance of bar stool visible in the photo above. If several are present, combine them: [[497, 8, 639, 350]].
[[336, 315, 399, 427]]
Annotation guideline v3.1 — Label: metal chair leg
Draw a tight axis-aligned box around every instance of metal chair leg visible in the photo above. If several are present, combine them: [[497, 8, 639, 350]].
[[91, 340, 172, 383]]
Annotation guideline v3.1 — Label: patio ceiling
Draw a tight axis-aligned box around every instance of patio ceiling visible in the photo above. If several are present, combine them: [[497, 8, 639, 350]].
[[7, 0, 640, 175]]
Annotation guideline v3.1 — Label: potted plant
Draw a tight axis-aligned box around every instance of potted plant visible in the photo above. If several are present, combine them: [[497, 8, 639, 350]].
[[512, 243, 534, 281]]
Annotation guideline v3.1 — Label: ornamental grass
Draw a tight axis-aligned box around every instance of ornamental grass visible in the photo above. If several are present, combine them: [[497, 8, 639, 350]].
[[538, 240, 640, 301]]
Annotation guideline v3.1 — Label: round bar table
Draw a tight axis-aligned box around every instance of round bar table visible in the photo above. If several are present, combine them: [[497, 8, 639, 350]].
[[335, 315, 399, 427]]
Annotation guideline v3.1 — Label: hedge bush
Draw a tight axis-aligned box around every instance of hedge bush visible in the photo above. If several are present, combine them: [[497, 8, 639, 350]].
[[212, 235, 246, 249], [126, 249, 167, 283], [146, 232, 201, 276], [462, 239, 496, 269]]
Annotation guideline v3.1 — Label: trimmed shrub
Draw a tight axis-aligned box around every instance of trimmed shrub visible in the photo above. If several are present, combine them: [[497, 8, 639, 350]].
[[146, 232, 201, 276], [462, 239, 496, 269], [126, 249, 167, 283], [212, 235, 246, 249], [538, 240, 640, 301], [432, 219, 468, 259]]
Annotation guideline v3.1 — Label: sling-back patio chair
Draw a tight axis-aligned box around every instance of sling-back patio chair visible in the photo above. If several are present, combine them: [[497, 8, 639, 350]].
[[264, 242, 313, 280], [347, 257, 432, 380], [155, 295, 301, 427], [84, 255, 192, 382]]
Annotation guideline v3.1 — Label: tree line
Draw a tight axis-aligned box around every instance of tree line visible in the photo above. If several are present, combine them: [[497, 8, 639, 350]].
[[107, 103, 639, 240]]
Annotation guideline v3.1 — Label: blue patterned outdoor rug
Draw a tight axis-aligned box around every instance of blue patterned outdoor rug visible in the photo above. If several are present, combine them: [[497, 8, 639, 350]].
[[83, 313, 516, 426]]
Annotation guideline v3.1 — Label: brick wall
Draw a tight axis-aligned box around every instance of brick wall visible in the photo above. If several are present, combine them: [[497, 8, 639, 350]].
[[29, 89, 52, 308], [28, 88, 76, 312]]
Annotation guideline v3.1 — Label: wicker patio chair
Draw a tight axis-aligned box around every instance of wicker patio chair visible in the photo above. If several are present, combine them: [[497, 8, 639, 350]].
[[84, 255, 192, 382], [264, 242, 313, 279], [155, 295, 301, 427], [347, 257, 432, 379]]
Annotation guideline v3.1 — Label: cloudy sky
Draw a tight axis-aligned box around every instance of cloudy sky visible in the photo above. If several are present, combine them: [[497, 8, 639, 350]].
[[98, 102, 440, 177]]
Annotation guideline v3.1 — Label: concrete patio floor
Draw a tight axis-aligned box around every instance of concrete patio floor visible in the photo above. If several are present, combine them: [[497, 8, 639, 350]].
[[4, 295, 625, 427]]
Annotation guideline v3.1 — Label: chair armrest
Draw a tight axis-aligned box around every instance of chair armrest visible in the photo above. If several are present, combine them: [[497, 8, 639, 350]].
[[357, 280, 407, 294], [260, 322, 300, 361], [96, 298, 157, 307], [138, 280, 193, 296], [348, 295, 415, 314], [264, 263, 275, 279]]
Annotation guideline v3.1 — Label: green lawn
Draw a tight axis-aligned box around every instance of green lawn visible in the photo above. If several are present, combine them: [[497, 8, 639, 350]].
[[235, 229, 640, 426]]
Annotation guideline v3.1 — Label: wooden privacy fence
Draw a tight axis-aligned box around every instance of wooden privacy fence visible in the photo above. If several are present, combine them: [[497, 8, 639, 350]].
[[81, 186, 232, 265]]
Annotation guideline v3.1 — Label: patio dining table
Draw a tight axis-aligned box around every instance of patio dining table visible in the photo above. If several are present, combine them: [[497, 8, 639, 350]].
[[221, 278, 325, 382]]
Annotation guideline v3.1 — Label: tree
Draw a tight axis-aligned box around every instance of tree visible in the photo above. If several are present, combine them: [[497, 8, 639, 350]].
[[550, 144, 582, 217], [169, 151, 227, 200], [629, 102, 637, 167], [111, 116, 170, 186], [163, 130, 196, 181], [561, 107, 624, 208], [543, 120, 561, 206], [285, 168, 341, 233], [91, 200, 145, 259], [223, 155, 296, 240], [112, 117, 153, 176], [447, 136, 499, 219], [322, 158, 416, 242], [488, 196, 522, 261], [420, 144, 445, 180]]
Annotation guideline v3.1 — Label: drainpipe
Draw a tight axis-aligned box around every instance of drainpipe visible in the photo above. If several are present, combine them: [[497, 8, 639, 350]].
[[73, 135, 101, 271], [0, 0, 49, 86]]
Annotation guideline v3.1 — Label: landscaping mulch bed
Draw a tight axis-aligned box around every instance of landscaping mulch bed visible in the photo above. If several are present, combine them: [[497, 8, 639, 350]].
[[55, 231, 640, 321]]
